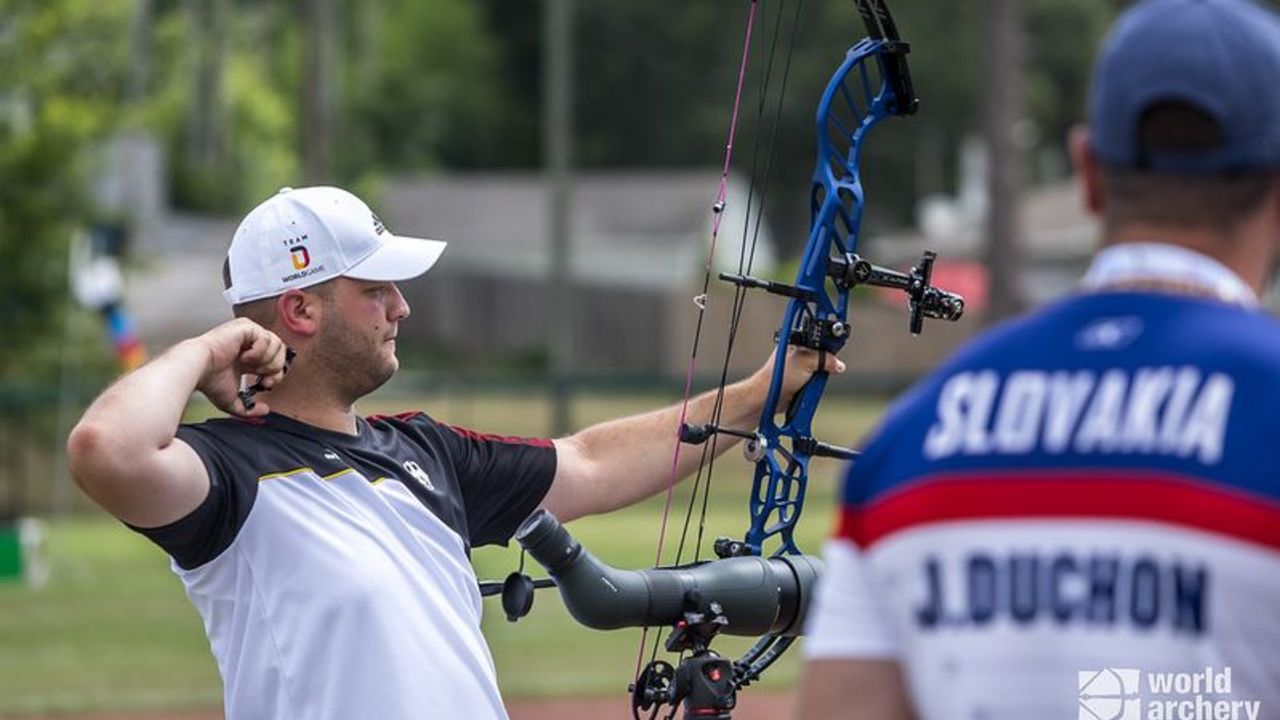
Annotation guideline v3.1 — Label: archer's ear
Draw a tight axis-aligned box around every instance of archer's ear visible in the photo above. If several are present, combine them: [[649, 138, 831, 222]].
[[1069, 125, 1104, 217], [275, 289, 322, 337]]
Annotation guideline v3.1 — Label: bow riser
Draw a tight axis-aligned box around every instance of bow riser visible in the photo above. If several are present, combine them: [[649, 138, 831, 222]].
[[743, 35, 912, 558]]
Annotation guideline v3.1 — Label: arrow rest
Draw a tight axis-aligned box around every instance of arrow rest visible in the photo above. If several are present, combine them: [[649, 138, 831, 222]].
[[677, 422, 768, 463], [773, 315, 848, 352]]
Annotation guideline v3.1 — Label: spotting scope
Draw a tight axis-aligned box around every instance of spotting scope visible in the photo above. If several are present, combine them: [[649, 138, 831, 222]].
[[514, 509, 824, 636]]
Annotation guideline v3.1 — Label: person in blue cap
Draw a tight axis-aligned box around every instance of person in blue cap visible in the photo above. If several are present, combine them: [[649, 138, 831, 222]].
[[798, 1, 1280, 717]]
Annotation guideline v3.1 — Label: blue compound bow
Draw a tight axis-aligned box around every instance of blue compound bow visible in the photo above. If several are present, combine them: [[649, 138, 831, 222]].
[[633, 1, 963, 716], [689, 0, 967, 560], [497, 2, 966, 718]]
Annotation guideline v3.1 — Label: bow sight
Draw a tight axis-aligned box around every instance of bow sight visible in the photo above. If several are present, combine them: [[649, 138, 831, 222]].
[[724, 250, 964, 340]]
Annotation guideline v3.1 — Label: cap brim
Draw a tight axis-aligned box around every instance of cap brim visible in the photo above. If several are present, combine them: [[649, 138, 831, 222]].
[[344, 234, 447, 283]]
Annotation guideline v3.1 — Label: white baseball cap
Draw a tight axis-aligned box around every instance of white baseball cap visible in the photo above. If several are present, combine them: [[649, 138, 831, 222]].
[[222, 186, 447, 305]]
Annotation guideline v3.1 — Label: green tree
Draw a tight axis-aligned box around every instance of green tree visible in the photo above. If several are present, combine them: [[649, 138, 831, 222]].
[[157, 0, 299, 213], [155, 0, 507, 212], [340, 0, 508, 174], [562, 0, 1116, 254], [0, 0, 136, 379], [1025, 0, 1116, 174], [0, 0, 140, 517]]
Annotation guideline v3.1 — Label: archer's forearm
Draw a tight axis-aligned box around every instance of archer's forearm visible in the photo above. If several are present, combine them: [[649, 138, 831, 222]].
[[550, 377, 766, 519]]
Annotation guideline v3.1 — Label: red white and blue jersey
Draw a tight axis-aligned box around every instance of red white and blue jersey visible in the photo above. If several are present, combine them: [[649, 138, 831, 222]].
[[806, 245, 1280, 718]]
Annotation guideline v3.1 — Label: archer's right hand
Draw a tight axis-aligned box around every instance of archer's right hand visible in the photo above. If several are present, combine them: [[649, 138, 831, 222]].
[[194, 318, 290, 417]]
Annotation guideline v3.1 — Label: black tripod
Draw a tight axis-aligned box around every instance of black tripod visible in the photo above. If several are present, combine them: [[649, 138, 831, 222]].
[[631, 599, 738, 720]]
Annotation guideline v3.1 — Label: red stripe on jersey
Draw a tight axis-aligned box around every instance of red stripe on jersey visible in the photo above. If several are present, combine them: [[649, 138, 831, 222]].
[[840, 470, 1280, 552], [441, 423, 554, 449], [366, 411, 424, 423], [365, 412, 553, 448]]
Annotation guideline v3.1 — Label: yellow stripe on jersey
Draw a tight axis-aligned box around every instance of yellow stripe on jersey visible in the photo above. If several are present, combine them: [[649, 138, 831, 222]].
[[257, 467, 314, 482], [257, 467, 376, 484]]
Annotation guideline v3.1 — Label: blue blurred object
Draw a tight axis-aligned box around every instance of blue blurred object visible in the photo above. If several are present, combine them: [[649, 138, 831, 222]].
[[1090, 0, 1280, 173]]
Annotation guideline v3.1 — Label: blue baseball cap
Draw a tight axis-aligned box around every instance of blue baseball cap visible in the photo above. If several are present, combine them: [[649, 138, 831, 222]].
[[1090, 0, 1280, 174]]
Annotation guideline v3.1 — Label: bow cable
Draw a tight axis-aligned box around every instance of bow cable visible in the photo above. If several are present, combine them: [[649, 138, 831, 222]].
[[634, 4, 804, 709], [634, 0, 760, 689], [682, 0, 804, 567]]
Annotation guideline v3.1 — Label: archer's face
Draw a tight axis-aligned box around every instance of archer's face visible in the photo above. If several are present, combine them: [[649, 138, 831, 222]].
[[313, 277, 410, 402]]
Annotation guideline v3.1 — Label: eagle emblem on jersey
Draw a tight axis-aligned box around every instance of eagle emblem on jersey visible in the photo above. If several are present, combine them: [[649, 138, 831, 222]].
[[402, 460, 435, 491]]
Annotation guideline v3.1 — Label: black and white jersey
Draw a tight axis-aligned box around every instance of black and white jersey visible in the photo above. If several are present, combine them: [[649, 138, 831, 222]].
[[133, 411, 556, 720]]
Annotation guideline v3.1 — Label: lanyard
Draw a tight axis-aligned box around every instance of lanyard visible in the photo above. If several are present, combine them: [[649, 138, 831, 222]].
[[1079, 242, 1258, 307]]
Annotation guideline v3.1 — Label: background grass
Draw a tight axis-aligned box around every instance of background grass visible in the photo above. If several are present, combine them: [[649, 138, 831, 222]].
[[0, 390, 885, 716]]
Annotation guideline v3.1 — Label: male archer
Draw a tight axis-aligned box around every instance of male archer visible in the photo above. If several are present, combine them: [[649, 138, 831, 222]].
[[67, 185, 841, 719]]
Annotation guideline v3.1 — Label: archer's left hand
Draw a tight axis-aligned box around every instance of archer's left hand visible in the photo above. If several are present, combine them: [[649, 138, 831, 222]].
[[748, 347, 845, 416]]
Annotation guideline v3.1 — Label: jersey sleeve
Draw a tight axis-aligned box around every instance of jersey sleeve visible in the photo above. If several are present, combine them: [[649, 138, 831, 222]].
[[128, 424, 258, 571], [804, 538, 902, 659], [805, 389, 922, 659], [435, 423, 557, 547]]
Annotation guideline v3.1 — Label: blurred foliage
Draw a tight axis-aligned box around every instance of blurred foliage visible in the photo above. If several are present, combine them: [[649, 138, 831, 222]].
[[0, 0, 1122, 266], [340, 0, 514, 174], [0, 0, 1120, 375], [0, 0, 135, 381], [573, 0, 1118, 246], [151, 0, 518, 213], [126, 0, 1118, 230], [1025, 0, 1116, 179], [158, 2, 301, 213]]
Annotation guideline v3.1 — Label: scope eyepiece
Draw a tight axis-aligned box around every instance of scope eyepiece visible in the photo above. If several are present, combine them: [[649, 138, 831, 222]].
[[514, 508, 583, 574]]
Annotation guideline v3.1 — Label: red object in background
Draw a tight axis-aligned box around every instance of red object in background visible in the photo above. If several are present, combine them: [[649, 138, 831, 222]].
[[872, 259, 989, 314], [104, 303, 148, 371]]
